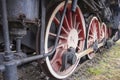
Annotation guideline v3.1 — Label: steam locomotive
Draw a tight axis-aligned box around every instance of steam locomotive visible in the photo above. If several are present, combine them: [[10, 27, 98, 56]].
[[0, 0, 120, 80]]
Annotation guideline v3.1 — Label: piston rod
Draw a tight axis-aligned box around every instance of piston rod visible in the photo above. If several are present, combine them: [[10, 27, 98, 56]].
[[16, 42, 104, 66], [76, 43, 104, 58], [43, 0, 69, 56], [1, 0, 18, 80], [1, 0, 11, 55]]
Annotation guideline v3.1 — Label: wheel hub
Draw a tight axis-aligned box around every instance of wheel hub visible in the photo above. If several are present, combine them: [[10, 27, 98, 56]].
[[93, 31, 97, 41], [68, 29, 78, 48]]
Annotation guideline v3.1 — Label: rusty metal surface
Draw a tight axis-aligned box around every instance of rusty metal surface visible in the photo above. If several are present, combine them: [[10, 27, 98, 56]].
[[0, 0, 39, 20]]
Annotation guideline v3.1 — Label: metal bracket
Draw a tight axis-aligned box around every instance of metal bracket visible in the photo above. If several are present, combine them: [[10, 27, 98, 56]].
[[72, 0, 78, 12], [61, 48, 77, 71]]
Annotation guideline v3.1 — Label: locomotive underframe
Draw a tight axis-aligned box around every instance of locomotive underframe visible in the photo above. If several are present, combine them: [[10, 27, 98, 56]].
[[0, 0, 119, 80]]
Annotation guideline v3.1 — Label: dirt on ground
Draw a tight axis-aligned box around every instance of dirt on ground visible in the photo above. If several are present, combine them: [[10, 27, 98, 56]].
[[0, 40, 120, 80]]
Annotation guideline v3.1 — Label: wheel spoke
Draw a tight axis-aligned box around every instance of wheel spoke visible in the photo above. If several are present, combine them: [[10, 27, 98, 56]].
[[75, 22, 80, 30], [77, 46, 81, 51], [88, 38, 94, 42], [67, 11, 73, 28], [92, 21, 96, 28], [78, 37, 83, 41], [77, 41, 83, 52], [48, 42, 67, 52], [73, 14, 77, 28], [88, 41, 93, 47], [57, 42, 68, 49], [89, 34, 94, 38], [78, 29, 82, 34], [92, 22, 97, 31], [62, 27, 69, 35], [63, 15, 71, 31], [49, 32, 68, 40], [54, 17, 60, 26], [54, 17, 69, 34], [90, 26, 94, 34]]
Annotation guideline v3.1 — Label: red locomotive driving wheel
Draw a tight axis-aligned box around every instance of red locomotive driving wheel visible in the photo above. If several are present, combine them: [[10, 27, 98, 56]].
[[86, 17, 100, 59], [41, 1, 86, 79], [100, 22, 108, 42]]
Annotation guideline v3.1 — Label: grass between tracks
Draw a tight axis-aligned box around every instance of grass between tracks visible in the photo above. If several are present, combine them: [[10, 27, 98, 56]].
[[88, 40, 120, 80]]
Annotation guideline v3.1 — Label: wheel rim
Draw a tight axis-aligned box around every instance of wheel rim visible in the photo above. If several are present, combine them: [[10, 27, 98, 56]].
[[87, 17, 100, 59], [44, 1, 86, 79], [100, 23, 108, 42]]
